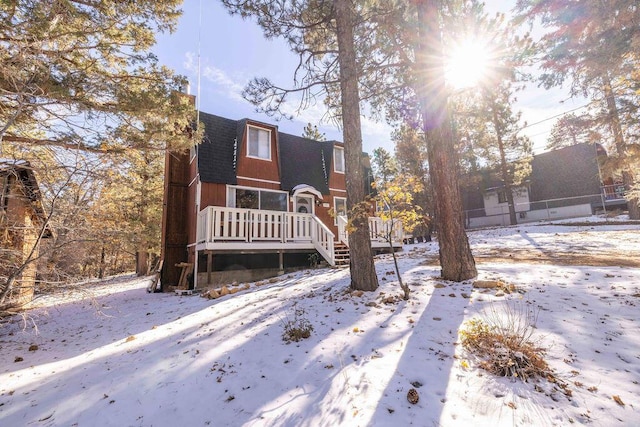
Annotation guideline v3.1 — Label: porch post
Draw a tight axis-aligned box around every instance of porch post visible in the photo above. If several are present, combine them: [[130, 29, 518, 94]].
[[193, 249, 198, 290], [278, 250, 284, 275], [207, 251, 213, 285]]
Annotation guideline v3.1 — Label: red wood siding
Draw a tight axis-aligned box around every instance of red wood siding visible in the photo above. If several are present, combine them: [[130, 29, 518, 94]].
[[236, 122, 280, 184], [315, 201, 338, 236], [235, 179, 281, 191], [327, 145, 348, 229], [200, 182, 227, 209], [328, 145, 346, 192]]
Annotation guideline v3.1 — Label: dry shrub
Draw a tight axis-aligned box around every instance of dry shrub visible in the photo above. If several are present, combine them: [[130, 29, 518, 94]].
[[460, 302, 551, 381], [281, 307, 314, 343]]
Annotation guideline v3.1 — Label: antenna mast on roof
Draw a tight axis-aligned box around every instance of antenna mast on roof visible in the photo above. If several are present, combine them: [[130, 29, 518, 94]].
[[196, 0, 203, 125]]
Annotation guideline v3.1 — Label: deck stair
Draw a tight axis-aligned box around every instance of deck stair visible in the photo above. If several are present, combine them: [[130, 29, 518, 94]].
[[334, 242, 350, 266]]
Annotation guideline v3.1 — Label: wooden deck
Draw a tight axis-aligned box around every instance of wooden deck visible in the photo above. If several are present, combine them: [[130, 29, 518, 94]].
[[195, 206, 403, 266]]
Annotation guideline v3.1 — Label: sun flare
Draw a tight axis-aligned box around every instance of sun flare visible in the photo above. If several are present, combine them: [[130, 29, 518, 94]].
[[445, 40, 492, 90]]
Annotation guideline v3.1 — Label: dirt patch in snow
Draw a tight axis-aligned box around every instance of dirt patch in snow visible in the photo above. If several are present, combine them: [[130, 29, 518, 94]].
[[472, 250, 640, 267], [542, 221, 640, 227], [422, 249, 640, 267]]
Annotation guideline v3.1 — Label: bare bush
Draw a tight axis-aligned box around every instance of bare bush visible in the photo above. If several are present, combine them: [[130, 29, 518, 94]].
[[460, 301, 551, 381], [281, 306, 314, 343]]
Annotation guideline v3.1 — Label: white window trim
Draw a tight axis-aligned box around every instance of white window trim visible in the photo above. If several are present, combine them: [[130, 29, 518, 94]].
[[333, 146, 345, 174], [294, 194, 315, 215], [236, 175, 281, 185], [196, 180, 201, 212], [246, 125, 272, 161], [333, 196, 347, 225], [226, 185, 289, 210]]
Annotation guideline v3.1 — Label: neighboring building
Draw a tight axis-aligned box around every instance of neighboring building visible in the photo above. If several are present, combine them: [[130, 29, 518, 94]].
[[463, 143, 627, 228], [161, 112, 402, 290], [0, 160, 50, 304]]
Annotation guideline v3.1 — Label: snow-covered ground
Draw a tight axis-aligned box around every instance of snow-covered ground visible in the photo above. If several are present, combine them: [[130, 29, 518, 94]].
[[1, 216, 639, 426]]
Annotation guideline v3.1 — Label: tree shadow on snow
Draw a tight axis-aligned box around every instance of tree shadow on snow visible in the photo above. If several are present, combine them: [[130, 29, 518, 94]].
[[369, 276, 472, 426], [0, 267, 475, 427]]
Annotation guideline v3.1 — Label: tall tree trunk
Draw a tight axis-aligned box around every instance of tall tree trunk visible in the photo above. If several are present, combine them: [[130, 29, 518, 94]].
[[136, 251, 148, 276], [492, 104, 517, 225], [98, 245, 106, 279], [334, 0, 379, 292], [602, 74, 639, 219], [414, 0, 477, 281]]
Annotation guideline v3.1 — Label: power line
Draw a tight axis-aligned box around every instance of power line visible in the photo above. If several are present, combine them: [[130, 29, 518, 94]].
[[519, 101, 594, 131]]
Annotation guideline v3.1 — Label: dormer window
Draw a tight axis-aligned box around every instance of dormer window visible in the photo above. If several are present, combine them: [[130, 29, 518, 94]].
[[247, 126, 271, 160], [334, 146, 345, 173]]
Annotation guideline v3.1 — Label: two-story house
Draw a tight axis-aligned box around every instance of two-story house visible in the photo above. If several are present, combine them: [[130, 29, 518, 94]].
[[160, 112, 402, 291]]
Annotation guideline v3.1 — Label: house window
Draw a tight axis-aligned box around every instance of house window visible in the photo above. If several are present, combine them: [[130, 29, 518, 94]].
[[235, 188, 259, 209], [498, 190, 508, 204], [334, 146, 345, 173], [334, 196, 347, 224], [247, 126, 271, 160], [228, 186, 287, 211], [261, 191, 288, 211]]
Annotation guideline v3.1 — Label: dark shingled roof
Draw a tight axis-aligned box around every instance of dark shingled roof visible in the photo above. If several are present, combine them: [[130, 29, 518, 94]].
[[197, 112, 238, 184], [197, 112, 336, 194], [279, 133, 332, 194]]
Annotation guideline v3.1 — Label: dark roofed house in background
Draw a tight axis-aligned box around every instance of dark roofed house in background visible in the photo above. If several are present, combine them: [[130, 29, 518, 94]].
[[462, 143, 628, 228], [160, 112, 402, 291]]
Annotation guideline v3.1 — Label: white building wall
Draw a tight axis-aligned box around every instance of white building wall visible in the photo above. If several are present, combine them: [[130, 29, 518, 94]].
[[521, 203, 593, 222], [483, 187, 530, 216], [467, 203, 594, 228]]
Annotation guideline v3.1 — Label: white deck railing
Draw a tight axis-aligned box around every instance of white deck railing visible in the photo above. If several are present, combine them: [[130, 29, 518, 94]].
[[337, 215, 404, 246], [337, 215, 349, 245], [368, 217, 404, 243], [197, 207, 335, 265], [197, 207, 403, 266], [310, 216, 335, 266]]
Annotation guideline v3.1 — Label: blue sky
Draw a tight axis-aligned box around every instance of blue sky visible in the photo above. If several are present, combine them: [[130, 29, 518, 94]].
[[153, 0, 587, 155]]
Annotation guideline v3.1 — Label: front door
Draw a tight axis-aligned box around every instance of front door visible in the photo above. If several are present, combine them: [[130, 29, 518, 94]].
[[294, 195, 314, 215]]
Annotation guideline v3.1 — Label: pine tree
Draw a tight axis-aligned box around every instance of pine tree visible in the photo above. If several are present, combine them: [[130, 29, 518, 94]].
[[0, 0, 197, 155], [392, 125, 432, 237], [516, 0, 640, 218], [546, 113, 601, 151], [411, 0, 477, 281], [302, 123, 326, 141], [221, 0, 380, 291], [0, 1, 197, 306]]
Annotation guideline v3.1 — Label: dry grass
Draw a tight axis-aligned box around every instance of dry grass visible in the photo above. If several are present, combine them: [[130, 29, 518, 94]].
[[281, 307, 314, 343], [460, 302, 552, 381]]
